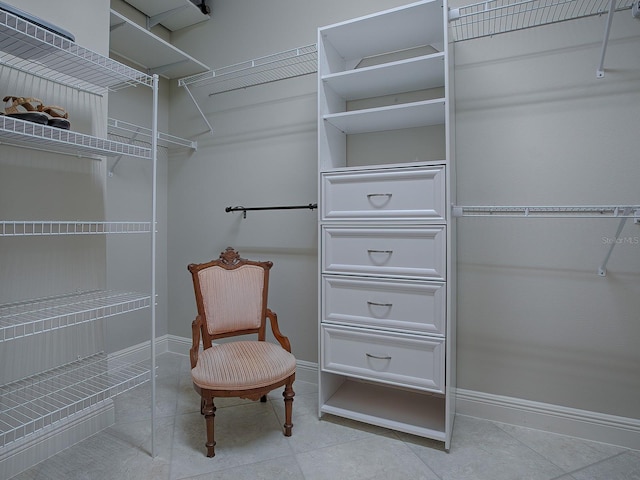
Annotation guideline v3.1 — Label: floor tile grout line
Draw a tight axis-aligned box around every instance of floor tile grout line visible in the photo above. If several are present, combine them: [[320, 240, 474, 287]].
[[559, 450, 632, 478]]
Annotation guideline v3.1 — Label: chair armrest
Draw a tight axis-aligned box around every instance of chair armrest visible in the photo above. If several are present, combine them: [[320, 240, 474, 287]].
[[266, 308, 291, 353], [190, 315, 203, 369]]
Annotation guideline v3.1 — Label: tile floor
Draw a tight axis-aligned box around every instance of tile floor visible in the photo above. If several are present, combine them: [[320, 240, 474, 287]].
[[12, 352, 640, 480]]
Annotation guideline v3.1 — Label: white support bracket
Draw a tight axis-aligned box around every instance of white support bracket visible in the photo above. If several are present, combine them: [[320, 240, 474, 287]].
[[597, 207, 633, 276], [181, 83, 214, 136], [596, 0, 617, 78]]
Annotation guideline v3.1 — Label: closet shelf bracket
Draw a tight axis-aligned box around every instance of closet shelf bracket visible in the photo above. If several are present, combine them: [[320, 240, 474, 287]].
[[596, 0, 616, 78], [597, 207, 637, 276]]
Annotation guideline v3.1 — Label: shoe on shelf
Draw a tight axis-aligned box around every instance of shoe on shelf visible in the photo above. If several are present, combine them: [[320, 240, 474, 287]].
[[38, 104, 71, 130], [3, 95, 49, 125]]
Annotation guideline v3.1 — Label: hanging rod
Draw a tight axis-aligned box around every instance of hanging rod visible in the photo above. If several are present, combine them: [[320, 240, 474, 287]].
[[225, 203, 317, 218], [453, 204, 640, 277], [452, 204, 640, 218]]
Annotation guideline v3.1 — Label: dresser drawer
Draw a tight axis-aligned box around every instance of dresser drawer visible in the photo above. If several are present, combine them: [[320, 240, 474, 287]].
[[322, 226, 446, 280], [322, 275, 445, 335], [321, 325, 445, 393], [321, 166, 445, 222]]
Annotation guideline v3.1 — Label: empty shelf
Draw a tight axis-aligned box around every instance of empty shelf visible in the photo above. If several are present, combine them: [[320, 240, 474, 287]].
[[322, 53, 445, 101], [179, 44, 318, 95], [0, 290, 151, 342], [0, 352, 149, 447], [109, 10, 209, 79], [449, 0, 636, 42], [324, 99, 446, 135], [108, 117, 197, 150]]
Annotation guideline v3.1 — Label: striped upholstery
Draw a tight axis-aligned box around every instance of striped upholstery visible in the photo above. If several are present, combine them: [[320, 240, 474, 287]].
[[198, 264, 264, 335], [191, 341, 296, 390]]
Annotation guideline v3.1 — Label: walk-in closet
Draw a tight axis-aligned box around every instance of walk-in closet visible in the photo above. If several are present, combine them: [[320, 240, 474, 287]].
[[1, 0, 639, 479]]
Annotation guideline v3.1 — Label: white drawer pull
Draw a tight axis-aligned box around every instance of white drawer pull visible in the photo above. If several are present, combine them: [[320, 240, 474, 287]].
[[366, 353, 392, 360], [367, 249, 393, 254], [366, 193, 392, 208], [366, 301, 392, 307]]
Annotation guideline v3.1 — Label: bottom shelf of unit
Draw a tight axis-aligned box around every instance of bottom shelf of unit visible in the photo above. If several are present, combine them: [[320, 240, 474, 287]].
[[0, 352, 150, 448], [320, 378, 446, 441]]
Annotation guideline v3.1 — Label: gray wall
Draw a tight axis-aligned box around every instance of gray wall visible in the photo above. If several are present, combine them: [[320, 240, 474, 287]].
[[452, 10, 640, 419], [166, 0, 640, 423]]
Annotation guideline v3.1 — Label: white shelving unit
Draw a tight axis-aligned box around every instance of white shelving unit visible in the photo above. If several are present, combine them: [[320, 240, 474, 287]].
[[0, 5, 158, 476], [109, 9, 209, 79], [317, 1, 456, 450]]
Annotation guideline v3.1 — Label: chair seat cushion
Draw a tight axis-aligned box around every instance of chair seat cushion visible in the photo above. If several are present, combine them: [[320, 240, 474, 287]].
[[191, 341, 296, 391]]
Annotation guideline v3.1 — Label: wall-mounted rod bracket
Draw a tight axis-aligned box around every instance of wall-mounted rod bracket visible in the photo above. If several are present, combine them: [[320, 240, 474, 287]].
[[225, 203, 317, 219]]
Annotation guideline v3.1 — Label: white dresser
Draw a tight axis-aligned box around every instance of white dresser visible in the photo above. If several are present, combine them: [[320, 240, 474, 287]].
[[317, 0, 456, 449]]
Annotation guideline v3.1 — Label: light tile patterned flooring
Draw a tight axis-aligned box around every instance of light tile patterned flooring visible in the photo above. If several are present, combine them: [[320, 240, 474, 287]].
[[13, 353, 640, 480]]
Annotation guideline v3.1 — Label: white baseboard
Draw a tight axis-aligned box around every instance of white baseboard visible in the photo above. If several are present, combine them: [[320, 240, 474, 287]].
[[150, 337, 640, 450], [456, 388, 640, 450]]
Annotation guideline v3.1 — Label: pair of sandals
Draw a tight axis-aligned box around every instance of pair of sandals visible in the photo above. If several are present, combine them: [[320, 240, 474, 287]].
[[3, 96, 71, 130]]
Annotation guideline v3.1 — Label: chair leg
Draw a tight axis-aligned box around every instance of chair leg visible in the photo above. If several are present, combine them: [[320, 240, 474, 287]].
[[282, 381, 295, 437], [202, 396, 217, 457], [260, 394, 267, 402]]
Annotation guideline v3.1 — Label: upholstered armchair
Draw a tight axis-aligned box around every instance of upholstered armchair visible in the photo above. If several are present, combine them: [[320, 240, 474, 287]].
[[187, 247, 296, 457]]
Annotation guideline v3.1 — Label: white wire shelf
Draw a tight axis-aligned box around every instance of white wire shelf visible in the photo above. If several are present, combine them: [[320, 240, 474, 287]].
[[0, 290, 151, 342], [0, 7, 153, 93], [0, 352, 150, 447], [0, 221, 151, 236], [452, 204, 640, 218], [107, 118, 196, 150], [449, 0, 635, 42], [0, 116, 152, 159], [178, 44, 318, 95]]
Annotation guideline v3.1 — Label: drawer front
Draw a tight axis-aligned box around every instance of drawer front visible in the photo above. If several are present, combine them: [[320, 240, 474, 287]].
[[322, 226, 446, 280], [322, 275, 445, 335], [322, 166, 445, 222], [321, 325, 445, 393]]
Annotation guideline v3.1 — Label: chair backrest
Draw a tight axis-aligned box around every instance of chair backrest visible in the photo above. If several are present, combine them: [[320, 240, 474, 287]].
[[188, 247, 272, 346]]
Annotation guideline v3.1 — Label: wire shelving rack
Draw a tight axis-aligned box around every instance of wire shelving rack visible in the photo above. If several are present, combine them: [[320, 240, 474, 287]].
[[449, 0, 636, 42]]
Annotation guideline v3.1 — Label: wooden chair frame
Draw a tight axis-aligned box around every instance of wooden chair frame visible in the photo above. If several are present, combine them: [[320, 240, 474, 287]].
[[188, 247, 295, 457]]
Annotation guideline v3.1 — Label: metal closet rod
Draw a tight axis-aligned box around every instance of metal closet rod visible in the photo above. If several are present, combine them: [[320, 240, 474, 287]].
[[225, 203, 318, 218], [452, 205, 640, 218], [452, 204, 640, 277]]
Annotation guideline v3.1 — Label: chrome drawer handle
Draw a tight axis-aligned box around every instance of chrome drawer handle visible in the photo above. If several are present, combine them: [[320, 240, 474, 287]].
[[367, 301, 392, 307], [367, 249, 393, 254], [366, 193, 392, 198], [366, 353, 392, 360]]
